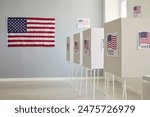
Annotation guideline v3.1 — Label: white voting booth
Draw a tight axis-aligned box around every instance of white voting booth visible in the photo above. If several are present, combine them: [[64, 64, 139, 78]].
[[66, 35, 74, 83], [82, 28, 104, 99], [73, 33, 83, 65], [104, 0, 150, 100], [104, 18, 150, 99], [83, 28, 104, 69], [73, 32, 83, 94], [66, 35, 74, 62]]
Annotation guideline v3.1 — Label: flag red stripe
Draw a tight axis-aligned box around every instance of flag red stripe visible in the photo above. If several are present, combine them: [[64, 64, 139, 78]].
[[8, 40, 55, 42], [8, 35, 55, 38], [27, 26, 55, 29], [26, 31, 55, 33], [107, 35, 117, 50], [27, 22, 55, 25], [8, 44, 55, 47], [27, 17, 55, 21]]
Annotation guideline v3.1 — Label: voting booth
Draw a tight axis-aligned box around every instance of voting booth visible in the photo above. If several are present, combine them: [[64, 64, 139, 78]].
[[83, 28, 104, 69], [73, 32, 83, 95], [66, 35, 74, 62], [66, 35, 74, 84], [73, 32, 83, 65], [104, 18, 150, 99], [82, 28, 104, 100]]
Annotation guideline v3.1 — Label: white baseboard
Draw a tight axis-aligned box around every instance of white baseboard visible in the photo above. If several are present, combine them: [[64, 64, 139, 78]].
[[0, 77, 103, 82], [0, 77, 69, 82], [127, 85, 141, 96], [115, 77, 141, 96]]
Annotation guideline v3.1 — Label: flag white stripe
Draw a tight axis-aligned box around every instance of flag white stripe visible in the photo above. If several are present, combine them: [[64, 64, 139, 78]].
[[27, 24, 55, 27], [8, 42, 55, 45], [27, 29, 55, 32], [8, 37, 54, 40], [8, 33, 55, 36], [27, 20, 55, 23]]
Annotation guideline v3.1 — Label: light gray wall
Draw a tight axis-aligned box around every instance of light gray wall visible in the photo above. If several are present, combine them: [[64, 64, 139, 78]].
[[0, 0, 103, 78]]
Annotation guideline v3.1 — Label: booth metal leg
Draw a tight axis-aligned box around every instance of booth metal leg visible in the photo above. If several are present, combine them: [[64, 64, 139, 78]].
[[71, 62, 74, 88], [93, 69, 96, 100], [122, 78, 127, 100], [68, 62, 71, 84], [75, 64, 78, 91], [85, 68, 88, 100], [112, 74, 115, 100], [106, 72, 110, 99], [79, 67, 83, 96], [104, 72, 107, 96], [96, 69, 99, 90], [90, 70, 92, 86]]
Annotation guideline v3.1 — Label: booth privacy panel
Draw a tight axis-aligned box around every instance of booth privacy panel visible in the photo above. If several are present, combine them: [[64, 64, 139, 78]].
[[104, 19, 122, 77], [122, 18, 150, 77], [66, 35, 74, 62], [73, 32, 83, 65], [105, 18, 150, 78], [83, 28, 104, 69]]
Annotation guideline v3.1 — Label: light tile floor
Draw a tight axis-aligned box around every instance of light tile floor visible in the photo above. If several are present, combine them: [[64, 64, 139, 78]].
[[0, 78, 141, 100]]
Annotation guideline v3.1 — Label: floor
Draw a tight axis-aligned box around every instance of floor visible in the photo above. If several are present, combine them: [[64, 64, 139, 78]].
[[0, 78, 141, 100]]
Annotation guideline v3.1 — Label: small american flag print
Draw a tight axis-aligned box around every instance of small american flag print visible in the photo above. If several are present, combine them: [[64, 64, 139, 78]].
[[107, 34, 117, 50], [74, 41, 79, 52], [77, 18, 90, 28], [134, 6, 141, 14], [139, 32, 150, 45], [7, 17, 55, 47], [133, 6, 141, 17], [84, 39, 90, 55]]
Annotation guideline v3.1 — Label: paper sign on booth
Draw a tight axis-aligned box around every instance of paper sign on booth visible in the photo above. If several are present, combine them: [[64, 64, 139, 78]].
[[84, 39, 90, 55], [138, 31, 150, 50], [133, 5, 142, 17], [77, 18, 90, 29], [74, 41, 79, 53], [107, 32, 118, 57]]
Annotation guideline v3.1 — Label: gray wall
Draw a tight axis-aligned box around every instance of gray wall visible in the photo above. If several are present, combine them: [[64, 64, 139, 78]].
[[0, 0, 103, 78]]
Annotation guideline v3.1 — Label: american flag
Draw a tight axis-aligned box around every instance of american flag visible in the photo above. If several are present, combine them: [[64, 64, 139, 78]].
[[77, 18, 90, 28], [83, 39, 90, 54], [139, 32, 150, 45], [134, 6, 141, 14], [74, 41, 79, 51], [84, 40, 89, 50], [107, 34, 117, 50], [78, 19, 89, 25], [67, 43, 70, 51], [7, 17, 55, 47]]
